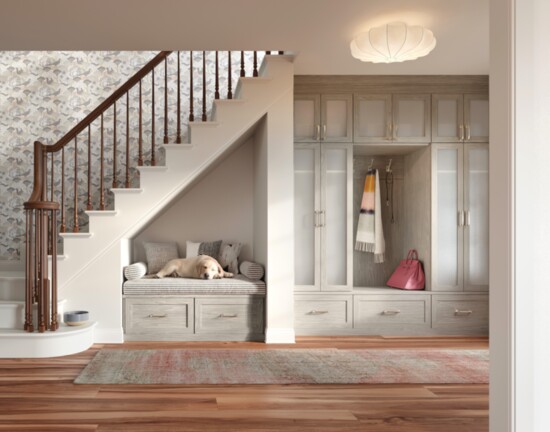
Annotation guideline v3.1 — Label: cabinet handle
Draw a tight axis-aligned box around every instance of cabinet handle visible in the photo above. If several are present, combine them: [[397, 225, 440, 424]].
[[218, 313, 238, 318], [315, 124, 320, 141], [465, 210, 471, 226], [308, 310, 329, 315], [386, 121, 392, 140], [322, 124, 327, 141], [458, 211, 464, 227], [148, 314, 167, 318], [466, 124, 471, 141], [459, 124, 464, 141], [454, 309, 473, 316], [382, 309, 401, 315]]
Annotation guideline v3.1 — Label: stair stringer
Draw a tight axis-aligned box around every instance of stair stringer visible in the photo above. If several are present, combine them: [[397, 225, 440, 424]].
[[54, 56, 294, 343]]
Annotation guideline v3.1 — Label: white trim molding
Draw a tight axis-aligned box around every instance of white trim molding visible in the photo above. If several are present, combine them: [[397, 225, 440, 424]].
[[264, 327, 296, 344]]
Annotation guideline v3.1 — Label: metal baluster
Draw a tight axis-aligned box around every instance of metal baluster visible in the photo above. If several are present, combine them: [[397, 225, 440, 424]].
[[227, 51, 233, 99], [176, 51, 182, 143], [138, 81, 143, 165], [100, 113, 105, 210], [151, 68, 156, 166], [126, 91, 130, 188], [253, 51, 258, 77], [240, 51, 245, 77], [164, 56, 169, 144], [60, 147, 66, 232], [86, 125, 92, 210], [202, 51, 207, 122], [189, 51, 194, 121], [215, 51, 220, 100], [112, 101, 117, 188], [73, 136, 79, 233]]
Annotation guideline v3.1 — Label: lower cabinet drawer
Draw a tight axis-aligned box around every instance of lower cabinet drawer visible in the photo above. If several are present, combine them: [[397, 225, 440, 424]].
[[124, 298, 194, 336], [353, 294, 431, 329], [432, 294, 488, 334], [195, 297, 264, 334], [295, 295, 352, 329]]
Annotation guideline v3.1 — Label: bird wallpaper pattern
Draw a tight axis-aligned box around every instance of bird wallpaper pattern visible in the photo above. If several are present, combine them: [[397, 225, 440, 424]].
[[0, 50, 263, 261]]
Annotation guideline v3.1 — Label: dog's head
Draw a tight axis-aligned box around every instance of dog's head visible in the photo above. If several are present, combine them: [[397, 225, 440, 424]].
[[195, 256, 224, 280]]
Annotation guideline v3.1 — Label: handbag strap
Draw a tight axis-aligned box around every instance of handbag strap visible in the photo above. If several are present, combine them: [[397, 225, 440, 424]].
[[406, 249, 418, 262]]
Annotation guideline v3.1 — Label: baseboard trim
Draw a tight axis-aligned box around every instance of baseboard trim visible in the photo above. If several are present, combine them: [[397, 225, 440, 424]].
[[94, 327, 124, 344], [264, 327, 296, 344]]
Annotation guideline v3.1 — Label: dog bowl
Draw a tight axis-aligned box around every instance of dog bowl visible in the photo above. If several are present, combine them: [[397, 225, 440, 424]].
[[64, 311, 89, 326]]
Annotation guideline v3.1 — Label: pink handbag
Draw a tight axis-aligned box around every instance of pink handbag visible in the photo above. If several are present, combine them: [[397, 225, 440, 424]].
[[386, 250, 425, 290]]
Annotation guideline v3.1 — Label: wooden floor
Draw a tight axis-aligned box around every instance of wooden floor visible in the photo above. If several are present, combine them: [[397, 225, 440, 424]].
[[0, 336, 488, 431]]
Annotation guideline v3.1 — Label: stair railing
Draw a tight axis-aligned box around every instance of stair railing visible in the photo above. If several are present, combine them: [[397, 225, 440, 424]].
[[23, 50, 283, 332]]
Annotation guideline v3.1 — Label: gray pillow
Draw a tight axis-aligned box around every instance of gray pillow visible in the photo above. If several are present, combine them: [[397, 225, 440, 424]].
[[186, 240, 222, 259], [123, 262, 148, 280], [144, 242, 179, 274], [239, 261, 265, 280]]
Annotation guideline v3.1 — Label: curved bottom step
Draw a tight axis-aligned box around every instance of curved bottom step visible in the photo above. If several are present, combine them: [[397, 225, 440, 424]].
[[0, 321, 96, 358]]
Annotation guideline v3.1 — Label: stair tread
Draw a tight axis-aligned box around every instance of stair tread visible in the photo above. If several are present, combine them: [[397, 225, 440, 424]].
[[111, 188, 143, 194], [0, 271, 25, 279], [0, 321, 96, 337], [86, 210, 117, 215], [60, 232, 92, 238], [137, 166, 168, 171], [162, 143, 193, 149]]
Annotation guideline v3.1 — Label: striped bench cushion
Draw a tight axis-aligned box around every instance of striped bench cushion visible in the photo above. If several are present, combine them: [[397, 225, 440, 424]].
[[123, 274, 266, 296]]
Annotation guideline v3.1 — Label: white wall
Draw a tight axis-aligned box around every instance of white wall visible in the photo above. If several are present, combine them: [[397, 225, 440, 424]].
[[134, 139, 255, 263], [491, 0, 550, 430]]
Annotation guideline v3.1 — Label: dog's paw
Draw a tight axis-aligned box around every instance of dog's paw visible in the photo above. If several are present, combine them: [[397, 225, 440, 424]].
[[224, 272, 234, 278]]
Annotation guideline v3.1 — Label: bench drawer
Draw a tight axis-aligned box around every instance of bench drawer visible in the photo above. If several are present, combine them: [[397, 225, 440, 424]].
[[432, 294, 488, 334], [295, 295, 352, 329], [124, 298, 194, 335], [195, 297, 264, 334], [353, 294, 431, 328]]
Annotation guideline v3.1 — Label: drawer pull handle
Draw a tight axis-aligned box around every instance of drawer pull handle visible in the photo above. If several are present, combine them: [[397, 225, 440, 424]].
[[308, 310, 329, 315], [218, 313, 238, 318], [382, 309, 401, 315], [148, 314, 167, 318], [454, 309, 473, 316]]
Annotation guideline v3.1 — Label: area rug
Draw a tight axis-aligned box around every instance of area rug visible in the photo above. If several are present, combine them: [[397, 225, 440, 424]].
[[74, 348, 489, 385]]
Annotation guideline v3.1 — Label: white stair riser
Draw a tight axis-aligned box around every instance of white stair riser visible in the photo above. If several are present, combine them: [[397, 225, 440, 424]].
[[0, 277, 25, 301], [0, 300, 66, 330]]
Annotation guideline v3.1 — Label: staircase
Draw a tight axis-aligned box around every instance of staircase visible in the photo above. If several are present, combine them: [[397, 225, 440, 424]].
[[0, 51, 294, 357]]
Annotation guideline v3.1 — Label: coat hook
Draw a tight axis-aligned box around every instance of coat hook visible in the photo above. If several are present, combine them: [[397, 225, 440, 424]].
[[386, 159, 393, 173], [368, 158, 374, 170]]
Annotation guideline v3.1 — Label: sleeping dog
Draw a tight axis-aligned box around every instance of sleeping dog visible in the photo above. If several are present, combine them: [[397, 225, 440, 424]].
[[156, 255, 234, 280]]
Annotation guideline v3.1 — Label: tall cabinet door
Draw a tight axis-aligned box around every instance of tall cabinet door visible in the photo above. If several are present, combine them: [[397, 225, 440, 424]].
[[432, 94, 464, 142], [294, 144, 321, 291], [320, 143, 353, 291], [463, 144, 489, 291], [320, 94, 353, 142], [432, 144, 464, 291], [464, 94, 489, 143], [294, 95, 321, 142]]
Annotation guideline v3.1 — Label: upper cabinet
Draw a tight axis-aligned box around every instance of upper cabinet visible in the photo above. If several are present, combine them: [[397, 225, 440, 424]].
[[432, 94, 489, 143], [354, 94, 431, 143], [294, 94, 353, 143]]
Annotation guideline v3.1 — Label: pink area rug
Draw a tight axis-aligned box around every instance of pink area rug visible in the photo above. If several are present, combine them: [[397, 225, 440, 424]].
[[75, 348, 489, 385]]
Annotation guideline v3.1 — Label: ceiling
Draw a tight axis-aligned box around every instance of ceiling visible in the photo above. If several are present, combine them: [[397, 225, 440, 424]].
[[0, 0, 489, 75]]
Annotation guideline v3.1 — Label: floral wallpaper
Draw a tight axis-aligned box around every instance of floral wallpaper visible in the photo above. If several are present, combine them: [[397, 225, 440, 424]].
[[0, 51, 263, 261]]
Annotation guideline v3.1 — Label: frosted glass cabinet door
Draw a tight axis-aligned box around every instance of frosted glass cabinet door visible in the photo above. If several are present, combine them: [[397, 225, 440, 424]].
[[432, 144, 464, 291], [353, 94, 392, 143], [464, 94, 489, 142], [320, 94, 353, 142], [432, 94, 464, 142], [294, 94, 320, 142], [321, 144, 353, 291], [393, 94, 431, 143], [464, 144, 489, 291], [294, 145, 321, 290]]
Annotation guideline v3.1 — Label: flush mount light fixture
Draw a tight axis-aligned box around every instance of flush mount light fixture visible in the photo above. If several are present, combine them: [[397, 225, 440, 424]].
[[350, 22, 436, 63]]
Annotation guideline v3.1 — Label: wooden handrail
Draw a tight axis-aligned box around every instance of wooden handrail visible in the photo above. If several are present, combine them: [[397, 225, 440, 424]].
[[46, 51, 172, 153]]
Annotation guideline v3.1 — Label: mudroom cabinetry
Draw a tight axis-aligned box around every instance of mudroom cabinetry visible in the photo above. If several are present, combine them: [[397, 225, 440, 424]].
[[354, 93, 431, 143], [431, 143, 489, 292], [294, 94, 353, 142], [432, 94, 489, 143], [294, 143, 353, 292]]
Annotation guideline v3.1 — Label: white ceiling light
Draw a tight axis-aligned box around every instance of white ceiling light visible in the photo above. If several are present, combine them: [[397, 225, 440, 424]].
[[350, 22, 436, 63]]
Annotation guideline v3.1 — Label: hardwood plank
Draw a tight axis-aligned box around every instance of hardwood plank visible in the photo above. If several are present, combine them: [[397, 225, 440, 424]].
[[0, 337, 489, 432]]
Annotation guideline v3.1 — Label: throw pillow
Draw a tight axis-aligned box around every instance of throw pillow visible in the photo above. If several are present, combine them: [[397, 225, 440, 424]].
[[219, 242, 242, 274], [123, 262, 148, 280], [143, 242, 179, 274], [239, 261, 264, 280], [186, 240, 222, 259]]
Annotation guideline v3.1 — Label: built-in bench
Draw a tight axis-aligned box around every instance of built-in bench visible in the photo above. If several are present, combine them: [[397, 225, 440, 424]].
[[122, 275, 265, 341]]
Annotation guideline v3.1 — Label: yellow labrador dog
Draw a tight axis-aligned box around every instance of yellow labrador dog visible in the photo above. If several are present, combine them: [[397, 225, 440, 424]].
[[156, 255, 234, 280]]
